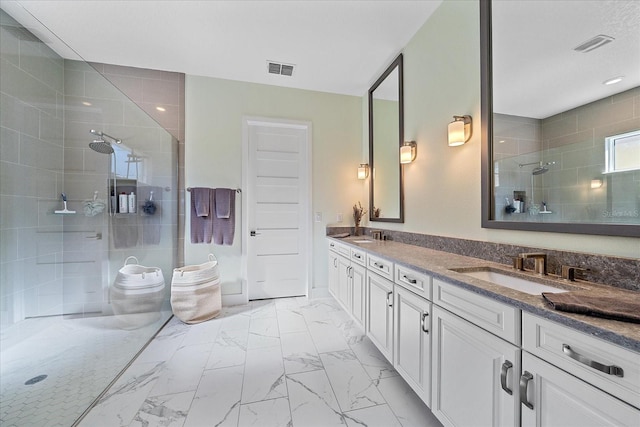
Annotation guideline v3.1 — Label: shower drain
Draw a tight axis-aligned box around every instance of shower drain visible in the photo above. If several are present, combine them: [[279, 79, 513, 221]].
[[24, 374, 47, 385]]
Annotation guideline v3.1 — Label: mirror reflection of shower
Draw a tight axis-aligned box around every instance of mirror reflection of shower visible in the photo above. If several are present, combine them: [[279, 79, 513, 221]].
[[519, 161, 555, 210]]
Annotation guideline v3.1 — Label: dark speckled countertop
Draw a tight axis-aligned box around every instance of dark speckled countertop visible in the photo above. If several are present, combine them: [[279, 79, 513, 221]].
[[329, 236, 640, 352]]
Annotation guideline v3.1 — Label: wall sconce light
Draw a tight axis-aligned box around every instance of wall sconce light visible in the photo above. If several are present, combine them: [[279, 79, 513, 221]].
[[400, 141, 417, 164], [591, 178, 603, 189], [357, 163, 369, 180], [448, 115, 472, 146]]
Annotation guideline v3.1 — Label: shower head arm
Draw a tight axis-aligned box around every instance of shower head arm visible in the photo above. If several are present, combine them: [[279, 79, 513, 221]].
[[90, 129, 121, 144]]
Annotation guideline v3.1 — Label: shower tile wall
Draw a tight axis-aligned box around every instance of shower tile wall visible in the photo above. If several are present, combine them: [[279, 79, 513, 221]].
[[493, 86, 640, 223], [1, 7, 185, 326], [1, 9, 66, 326], [63, 59, 180, 315]]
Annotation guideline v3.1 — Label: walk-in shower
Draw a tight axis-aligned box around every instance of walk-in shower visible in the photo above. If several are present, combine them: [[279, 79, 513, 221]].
[[0, 7, 178, 426]]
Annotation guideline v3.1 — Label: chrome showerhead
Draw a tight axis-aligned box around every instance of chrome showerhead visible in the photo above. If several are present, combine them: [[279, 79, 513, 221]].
[[519, 161, 555, 175], [532, 165, 549, 175], [89, 139, 114, 154]]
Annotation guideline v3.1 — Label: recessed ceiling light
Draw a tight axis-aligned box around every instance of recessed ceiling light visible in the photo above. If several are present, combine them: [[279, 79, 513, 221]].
[[82, 101, 92, 106], [156, 106, 166, 112], [603, 76, 624, 85]]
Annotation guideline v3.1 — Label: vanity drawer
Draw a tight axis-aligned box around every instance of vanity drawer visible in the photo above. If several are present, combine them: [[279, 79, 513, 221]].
[[433, 278, 520, 345], [328, 239, 350, 258], [395, 264, 432, 300], [367, 253, 394, 281], [350, 247, 366, 266], [523, 312, 640, 408]]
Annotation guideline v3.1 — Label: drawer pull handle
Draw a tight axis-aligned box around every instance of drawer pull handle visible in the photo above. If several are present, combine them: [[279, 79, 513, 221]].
[[373, 262, 385, 269], [403, 275, 417, 285], [500, 360, 513, 395], [420, 311, 429, 333], [562, 344, 624, 377], [330, 243, 335, 247], [354, 253, 362, 259], [519, 371, 534, 410], [386, 291, 393, 307]]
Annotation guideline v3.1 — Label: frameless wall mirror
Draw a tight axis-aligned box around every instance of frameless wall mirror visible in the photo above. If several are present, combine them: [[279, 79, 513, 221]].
[[481, 0, 640, 236], [369, 54, 404, 223]]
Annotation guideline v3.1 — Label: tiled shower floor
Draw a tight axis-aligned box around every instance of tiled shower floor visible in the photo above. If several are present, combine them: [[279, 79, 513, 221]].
[[0, 311, 171, 427], [78, 297, 443, 427]]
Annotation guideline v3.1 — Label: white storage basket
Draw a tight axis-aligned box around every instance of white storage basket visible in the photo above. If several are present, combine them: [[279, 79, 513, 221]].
[[111, 256, 165, 316], [171, 254, 221, 323]]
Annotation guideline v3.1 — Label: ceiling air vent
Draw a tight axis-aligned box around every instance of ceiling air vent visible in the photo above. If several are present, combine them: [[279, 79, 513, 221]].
[[267, 60, 295, 77], [573, 34, 614, 53]]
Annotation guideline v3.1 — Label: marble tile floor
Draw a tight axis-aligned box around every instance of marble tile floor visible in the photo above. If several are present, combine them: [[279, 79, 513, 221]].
[[0, 311, 172, 427], [78, 297, 444, 427]]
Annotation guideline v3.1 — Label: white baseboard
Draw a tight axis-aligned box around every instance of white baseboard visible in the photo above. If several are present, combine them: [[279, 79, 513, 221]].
[[310, 287, 330, 299], [222, 293, 249, 306]]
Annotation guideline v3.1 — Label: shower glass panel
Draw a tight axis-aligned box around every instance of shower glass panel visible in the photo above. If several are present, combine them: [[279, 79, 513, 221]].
[[0, 7, 177, 426]]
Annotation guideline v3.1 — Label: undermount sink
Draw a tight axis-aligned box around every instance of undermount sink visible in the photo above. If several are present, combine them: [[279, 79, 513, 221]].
[[352, 239, 373, 243], [450, 267, 570, 295]]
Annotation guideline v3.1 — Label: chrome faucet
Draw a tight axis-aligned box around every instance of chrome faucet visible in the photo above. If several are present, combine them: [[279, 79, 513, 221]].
[[518, 252, 547, 275]]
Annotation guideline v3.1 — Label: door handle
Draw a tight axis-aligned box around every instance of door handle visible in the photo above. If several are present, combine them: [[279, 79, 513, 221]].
[[519, 371, 534, 410], [562, 344, 624, 377], [420, 311, 429, 333], [250, 230, 261, 236], [500, 360, 513, 395]]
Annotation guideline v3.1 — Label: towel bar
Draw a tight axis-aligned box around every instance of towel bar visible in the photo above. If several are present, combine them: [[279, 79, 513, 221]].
[[186, 187, 241, 193]]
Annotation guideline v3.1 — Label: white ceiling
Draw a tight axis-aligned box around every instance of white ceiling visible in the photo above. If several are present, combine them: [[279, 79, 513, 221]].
[[493, 0, 640, 119], [1, 0, 443, 96]]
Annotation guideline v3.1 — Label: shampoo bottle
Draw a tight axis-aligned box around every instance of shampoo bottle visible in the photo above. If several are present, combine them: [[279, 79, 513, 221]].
[[128, 192, 136, 213], [119, 192, 128, 213]]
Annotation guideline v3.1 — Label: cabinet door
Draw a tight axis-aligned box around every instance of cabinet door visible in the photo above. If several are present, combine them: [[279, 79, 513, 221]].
[[351, 263, 366, 326], [328, 251, 339, 298], [521, 352, 640, 427], [366, 272, 394, 361], [431, 305, 520, 427], [394, 285, 431, 406], [337, 255, 351, 310]]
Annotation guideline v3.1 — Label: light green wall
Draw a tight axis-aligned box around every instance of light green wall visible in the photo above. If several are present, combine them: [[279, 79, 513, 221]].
[[367, 0, 638, 258], [185, 76, 363, 295]]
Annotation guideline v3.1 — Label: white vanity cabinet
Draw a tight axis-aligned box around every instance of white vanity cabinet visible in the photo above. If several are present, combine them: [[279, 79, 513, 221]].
[[329, 240, 366, 327], [431, 279, 521, 427], [365, 255, 395, 362], [520, 313, 640, 426], [520, 352, 640, 427], [394, 283, 432, 406], [431, 304, 520, 427]]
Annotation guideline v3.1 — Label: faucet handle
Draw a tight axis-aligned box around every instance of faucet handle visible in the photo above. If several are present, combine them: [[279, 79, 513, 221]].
[[561, 265, 587, 281]]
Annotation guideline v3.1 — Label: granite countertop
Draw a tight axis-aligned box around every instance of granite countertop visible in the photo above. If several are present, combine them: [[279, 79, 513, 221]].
[[328, 236, 640, 352]]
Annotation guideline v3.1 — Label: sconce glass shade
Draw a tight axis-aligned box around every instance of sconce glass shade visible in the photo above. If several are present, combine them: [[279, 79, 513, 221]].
[[448, 115, 472, 146], [358, 163, 369, 179], [400, 141, 417, 164], [591, 178, 603, 189]]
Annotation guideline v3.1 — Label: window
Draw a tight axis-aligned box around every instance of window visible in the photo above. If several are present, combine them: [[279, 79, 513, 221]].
[[605, 129, 640, 173]]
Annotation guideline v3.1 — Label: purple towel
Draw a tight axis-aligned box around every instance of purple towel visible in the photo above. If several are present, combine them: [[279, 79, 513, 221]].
[[215, 188, 232, 219], [213, 188, 235, 245], [190, 188, 214, 244], [193, 187, 210, 217]]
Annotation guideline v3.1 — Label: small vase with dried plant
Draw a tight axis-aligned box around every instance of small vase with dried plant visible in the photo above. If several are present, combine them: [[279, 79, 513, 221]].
[[353, 201, 367, 235]]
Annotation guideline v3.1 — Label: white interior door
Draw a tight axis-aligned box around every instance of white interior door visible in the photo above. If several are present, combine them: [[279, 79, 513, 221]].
[[244, 118, 310, 300]]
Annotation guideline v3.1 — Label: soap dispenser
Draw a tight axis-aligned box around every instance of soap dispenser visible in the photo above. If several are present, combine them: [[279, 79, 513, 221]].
[[128, 191, 136, 213]]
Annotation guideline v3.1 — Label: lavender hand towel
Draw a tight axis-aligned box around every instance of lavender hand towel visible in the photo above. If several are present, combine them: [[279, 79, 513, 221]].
[[190, 188, 214, 244], [192, 187, 210, 217], [213, 188, 235, 245], [215, 188, 232, 219]]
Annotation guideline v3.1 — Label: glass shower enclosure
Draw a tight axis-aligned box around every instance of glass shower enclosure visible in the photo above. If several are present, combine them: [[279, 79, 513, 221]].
[[0, 7, 177, 426]]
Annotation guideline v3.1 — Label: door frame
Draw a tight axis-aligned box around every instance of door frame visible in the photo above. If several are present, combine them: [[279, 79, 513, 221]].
[[241, 116, 313, 302]]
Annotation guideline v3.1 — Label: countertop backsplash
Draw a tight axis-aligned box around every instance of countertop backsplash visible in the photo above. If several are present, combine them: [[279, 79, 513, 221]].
[[326, 226, 639, 292]]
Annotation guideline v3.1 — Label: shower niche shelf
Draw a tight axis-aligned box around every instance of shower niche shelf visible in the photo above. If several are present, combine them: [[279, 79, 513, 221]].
[[110, 179, 138, 215]]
